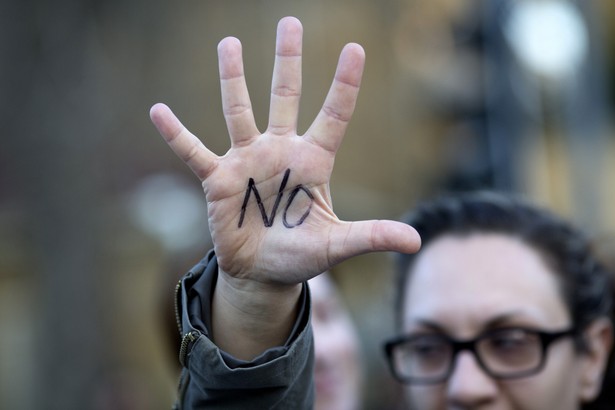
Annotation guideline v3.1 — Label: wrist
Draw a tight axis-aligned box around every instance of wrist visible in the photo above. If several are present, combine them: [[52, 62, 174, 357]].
[[211, 268, 303, 360]]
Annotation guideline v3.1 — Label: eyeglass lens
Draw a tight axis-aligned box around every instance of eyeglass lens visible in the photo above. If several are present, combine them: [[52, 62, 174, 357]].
[[391, 328, 544, 382]]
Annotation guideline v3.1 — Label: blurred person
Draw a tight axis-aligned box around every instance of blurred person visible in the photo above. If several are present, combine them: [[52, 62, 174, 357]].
[[387, 192, 613, 409], [310, 273, 363, 410], [150, 16, 613, 409]]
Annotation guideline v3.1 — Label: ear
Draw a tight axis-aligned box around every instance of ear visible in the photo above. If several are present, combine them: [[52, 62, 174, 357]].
[[578, 318, 613, 402]]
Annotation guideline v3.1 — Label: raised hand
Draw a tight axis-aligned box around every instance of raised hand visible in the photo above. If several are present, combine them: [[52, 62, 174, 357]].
[[151, 17, 419, 285], [150, 17, 420, 358]]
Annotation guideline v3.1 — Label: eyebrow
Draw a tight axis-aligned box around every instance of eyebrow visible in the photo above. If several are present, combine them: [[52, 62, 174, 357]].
[[409, 311, 529, 335]]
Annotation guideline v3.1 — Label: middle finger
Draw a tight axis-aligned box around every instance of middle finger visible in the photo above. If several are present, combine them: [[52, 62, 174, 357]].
[[267, 17, 303, 136]]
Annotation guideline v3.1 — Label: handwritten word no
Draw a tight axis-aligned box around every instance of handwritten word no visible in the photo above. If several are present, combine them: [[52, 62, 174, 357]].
[[238, 169, 314, 228]]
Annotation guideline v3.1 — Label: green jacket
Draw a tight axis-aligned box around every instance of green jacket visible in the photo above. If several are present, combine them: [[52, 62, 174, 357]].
[[173, 251, 314, 409]]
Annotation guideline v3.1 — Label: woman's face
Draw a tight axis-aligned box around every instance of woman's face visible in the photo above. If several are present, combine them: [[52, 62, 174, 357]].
[[401, 233, 601, 410], [310, 273, 362, 410]]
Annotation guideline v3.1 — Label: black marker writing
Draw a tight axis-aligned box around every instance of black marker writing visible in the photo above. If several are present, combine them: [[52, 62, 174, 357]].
[[283, 185, 314, 228], [238, 169, 314, 228]]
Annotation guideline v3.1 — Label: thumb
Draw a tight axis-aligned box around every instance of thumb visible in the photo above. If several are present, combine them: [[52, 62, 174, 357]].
[[328, 220, 421, 265]]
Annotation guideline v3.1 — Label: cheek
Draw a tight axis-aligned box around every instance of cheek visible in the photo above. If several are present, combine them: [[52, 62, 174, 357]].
[[500, 348, 582, 410], [405, 385, 446, 410], [498, 379, 578, 410]]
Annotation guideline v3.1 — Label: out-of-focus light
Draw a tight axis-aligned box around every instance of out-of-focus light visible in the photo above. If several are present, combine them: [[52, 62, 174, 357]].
[[505, 0, 588, 81], [129, 173, 208, 253]]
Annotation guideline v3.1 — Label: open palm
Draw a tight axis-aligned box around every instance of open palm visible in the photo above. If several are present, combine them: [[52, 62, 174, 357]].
[[150, 17, 420, 287]]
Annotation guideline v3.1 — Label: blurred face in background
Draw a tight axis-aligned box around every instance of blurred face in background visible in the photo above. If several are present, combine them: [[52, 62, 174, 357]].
[[400, 233, 610, 410], [310, 273, 363, 410]]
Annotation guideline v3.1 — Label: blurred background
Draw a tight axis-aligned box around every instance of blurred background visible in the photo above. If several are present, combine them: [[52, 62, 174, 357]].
[[3, 0, 615, 408]]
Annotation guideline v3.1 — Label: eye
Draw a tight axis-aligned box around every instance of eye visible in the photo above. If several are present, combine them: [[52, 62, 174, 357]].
[[390, 334, 452, 379], [480, 329, 541, 367], [487, 329, 536, 351], [408, 336, 449, 358]]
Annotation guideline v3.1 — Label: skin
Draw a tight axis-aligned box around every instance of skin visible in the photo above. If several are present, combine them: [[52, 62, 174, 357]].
[[150, 16, 420, 360], [402, 233, 612, 410], [310, 273, 362, 410]]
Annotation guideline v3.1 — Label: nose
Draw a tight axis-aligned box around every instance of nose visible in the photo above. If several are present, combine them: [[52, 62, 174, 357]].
[[446, 351, 498, 407]]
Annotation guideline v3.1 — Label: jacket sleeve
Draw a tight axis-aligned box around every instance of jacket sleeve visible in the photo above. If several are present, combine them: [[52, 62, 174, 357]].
[[173, 251, 314, 410]]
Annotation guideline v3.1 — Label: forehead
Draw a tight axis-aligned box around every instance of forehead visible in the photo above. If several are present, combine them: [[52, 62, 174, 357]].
[[403, 233, 571, 334]]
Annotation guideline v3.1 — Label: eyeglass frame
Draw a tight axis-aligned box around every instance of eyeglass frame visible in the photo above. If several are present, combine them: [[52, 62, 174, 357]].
[[383, 326, 577, 385]]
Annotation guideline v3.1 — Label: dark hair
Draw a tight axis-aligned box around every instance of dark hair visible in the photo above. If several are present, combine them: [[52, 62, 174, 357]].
[[395, 191, 612, 350]]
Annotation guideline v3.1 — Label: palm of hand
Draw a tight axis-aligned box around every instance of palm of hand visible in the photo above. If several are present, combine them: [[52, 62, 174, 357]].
[[150, 17, 420, 287], [204, 132, 337, 284]]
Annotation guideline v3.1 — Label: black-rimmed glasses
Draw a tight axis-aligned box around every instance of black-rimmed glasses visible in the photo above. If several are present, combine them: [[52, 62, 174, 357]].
[[383, 327, 576, 384]]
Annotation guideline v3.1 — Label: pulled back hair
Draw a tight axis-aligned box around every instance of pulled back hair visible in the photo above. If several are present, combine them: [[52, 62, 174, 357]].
[[395, 191, 612, 349]]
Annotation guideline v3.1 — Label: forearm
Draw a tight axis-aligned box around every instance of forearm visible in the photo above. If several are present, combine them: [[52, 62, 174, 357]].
[[212, 268, 303, 360]]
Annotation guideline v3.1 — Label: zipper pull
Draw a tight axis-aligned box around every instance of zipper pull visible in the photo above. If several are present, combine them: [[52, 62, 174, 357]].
[[179, 330, 201, 367]]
